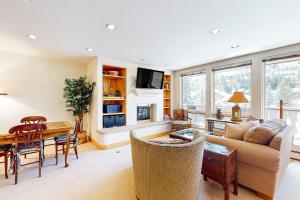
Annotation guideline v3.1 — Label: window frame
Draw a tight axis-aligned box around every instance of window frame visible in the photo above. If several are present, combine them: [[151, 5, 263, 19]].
[[180, 71, 207, 113], [212, 64, 252, 117], [263, 57, 300, 113]]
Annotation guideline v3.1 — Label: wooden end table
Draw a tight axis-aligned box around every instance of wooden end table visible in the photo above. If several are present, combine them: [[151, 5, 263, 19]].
[[201, 142, 238, 200]]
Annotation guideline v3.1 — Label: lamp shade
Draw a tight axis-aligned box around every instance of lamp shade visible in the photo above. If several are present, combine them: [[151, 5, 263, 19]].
[[228, 91, 248, 103]]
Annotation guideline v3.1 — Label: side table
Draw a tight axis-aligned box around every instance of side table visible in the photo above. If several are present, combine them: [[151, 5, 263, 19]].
[[201, 142, 238, 200]]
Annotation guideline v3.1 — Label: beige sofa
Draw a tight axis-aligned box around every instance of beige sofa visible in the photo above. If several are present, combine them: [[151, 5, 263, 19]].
[[130, 131, 205, 200], [206, 125, 293, 199]]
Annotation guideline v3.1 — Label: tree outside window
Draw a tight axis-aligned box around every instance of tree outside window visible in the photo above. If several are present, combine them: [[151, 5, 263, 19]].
[[214, 66, 251, 115]]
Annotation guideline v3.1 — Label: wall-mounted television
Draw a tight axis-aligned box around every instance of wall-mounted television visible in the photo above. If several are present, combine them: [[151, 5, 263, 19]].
[[136, 67, 164, 89]]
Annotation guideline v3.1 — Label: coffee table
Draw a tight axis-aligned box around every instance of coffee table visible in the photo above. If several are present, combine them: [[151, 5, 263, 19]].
[[169, 128, 212, 141]]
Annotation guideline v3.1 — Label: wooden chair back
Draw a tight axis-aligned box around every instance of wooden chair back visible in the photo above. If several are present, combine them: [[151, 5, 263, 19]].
[[20, 116, 47, 124], [73, 116, 81, 138], [173, 109, 189, 121], [9, 124, 47, 151]]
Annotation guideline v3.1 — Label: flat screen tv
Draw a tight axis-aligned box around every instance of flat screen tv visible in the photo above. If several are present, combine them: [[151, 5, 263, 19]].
[[136, 67, 164, 89]]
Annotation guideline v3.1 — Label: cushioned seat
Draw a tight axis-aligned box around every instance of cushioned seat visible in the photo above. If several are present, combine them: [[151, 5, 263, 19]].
[[0, 145, 10, 151], [54, 134, 77, 143]]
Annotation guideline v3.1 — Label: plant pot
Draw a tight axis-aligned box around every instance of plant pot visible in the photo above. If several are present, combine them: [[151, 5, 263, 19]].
[[78, 131, 88, 144]]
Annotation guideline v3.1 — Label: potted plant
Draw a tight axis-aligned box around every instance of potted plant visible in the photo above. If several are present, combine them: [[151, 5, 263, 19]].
[[63, 76, 96, 135]]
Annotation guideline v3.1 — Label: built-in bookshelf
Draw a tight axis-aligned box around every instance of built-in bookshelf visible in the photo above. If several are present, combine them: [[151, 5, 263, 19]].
[[102, 65, 127, 128], [163, 75, 171, 119]]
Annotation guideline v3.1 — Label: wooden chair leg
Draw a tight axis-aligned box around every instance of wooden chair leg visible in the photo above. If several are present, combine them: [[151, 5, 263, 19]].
[[74, 146, 78, 159], [24, 154, 27, 159], [38, 150, 41, 177], [14, 155, 18, 184], [4, 151, 8, 179], [62, 145, 65, 155], [55, 143, 58, 165]]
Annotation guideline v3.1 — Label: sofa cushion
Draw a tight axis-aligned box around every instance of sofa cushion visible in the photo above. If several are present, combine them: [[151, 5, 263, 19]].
[[269, 126, 290, 151], [243, 119, 287, 145], [225, 121, 252, 140], [205, 135, 280, 172]]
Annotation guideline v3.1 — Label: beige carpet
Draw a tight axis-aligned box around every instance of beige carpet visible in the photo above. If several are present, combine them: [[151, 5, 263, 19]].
[[0, 142, 299, 200]]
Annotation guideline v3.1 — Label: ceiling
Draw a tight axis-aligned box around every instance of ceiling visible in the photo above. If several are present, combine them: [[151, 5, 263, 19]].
[[0, 0, 300, 69]]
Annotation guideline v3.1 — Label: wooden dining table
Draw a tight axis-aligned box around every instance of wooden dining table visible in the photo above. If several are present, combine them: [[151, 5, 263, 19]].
[[0, 121, 73, 167]]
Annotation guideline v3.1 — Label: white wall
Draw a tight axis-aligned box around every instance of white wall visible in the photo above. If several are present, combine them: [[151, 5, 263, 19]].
[[87, 57, 99, 138], [173, 43, 300, 119], [0, 51, 87, 130]]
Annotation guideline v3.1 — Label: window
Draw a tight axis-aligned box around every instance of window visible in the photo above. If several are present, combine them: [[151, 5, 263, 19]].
[[264, 58, 300, 138], [182, 73, 206, 111], [213, 66, 251, 115], [181, 73, 206, 127]]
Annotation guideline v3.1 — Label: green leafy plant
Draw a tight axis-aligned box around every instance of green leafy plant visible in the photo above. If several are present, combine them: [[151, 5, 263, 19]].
[[63, 76, 96, 132]]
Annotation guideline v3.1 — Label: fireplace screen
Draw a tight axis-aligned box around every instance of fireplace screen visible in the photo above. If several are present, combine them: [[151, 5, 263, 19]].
[[137, 106, 151, 121]]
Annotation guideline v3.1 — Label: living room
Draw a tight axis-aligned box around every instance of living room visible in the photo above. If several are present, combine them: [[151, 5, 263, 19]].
[[0, 1, 300, 200]]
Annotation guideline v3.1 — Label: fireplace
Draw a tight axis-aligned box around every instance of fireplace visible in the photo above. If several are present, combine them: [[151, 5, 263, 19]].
[[137, 105, 151, 121]]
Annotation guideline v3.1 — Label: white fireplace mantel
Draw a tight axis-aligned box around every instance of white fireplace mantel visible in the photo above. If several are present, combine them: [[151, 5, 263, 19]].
[[135, 88, 162, 97]]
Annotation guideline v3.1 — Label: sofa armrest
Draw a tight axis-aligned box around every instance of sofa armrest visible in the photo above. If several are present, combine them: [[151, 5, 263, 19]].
[[205, 135, 280, 172]]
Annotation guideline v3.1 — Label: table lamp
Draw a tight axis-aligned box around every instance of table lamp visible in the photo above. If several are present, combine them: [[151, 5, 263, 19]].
[[228, 91, 248, 122]]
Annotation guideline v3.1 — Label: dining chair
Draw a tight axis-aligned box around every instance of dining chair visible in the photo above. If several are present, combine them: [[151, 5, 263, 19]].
[[0, 145, 11, 179], [55, 117, 80, 165], [20, 116, 47, 124], [9, 123, 47, 184], [20, 116, 47, 159]]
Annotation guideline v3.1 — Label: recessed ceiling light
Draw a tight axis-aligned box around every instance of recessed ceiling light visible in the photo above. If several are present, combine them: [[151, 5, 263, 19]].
[[86, 48, 94, 52], [231, 44, 240, 48], [27, 34, 37, 40], [105, 24, 116, 30], [210, 28, 222, 35], [140, 58, 146, 62]]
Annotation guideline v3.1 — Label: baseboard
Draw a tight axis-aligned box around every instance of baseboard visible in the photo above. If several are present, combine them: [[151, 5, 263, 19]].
[[90, 132, 169, 150], [256, 192, 273, 200]]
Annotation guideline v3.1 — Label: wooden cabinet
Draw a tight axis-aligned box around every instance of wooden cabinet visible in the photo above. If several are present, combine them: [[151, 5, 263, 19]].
[[202, 142, 238, 200]]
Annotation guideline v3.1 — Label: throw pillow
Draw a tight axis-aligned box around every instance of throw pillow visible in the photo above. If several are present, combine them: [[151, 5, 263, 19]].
[[243, 119, 287, 145], [225, 121, 253, 140]]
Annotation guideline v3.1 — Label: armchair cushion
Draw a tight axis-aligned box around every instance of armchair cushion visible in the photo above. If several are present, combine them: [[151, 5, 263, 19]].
[[148, 138, 188, 144]]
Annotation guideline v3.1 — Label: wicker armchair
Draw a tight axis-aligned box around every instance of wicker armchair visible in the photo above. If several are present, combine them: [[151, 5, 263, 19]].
[[130, 131, 205, 200], [171, 109, 192, 132]]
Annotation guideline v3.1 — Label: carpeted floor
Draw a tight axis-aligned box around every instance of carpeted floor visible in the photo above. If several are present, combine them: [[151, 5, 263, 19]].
[[0, 142, 299, 200]]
